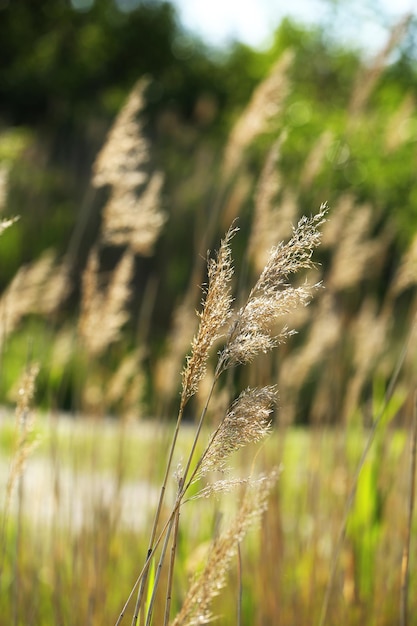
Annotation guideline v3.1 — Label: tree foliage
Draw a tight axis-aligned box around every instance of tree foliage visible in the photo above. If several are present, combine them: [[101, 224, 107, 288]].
[[1, 2, 417, 415]]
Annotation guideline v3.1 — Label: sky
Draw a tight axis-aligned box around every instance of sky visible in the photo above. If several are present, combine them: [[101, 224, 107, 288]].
[[171, 0, 417, 53]]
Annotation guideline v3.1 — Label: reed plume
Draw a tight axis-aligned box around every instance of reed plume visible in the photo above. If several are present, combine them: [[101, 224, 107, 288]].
[[78, 247, 134, 357], [170, 470, 279, 626], [222, 50, 293, 178], [196, 386, 276, 477], [119, 204, 327, 626], [93, 78, 166, 256], [221, 205, 327, 368], [181, 224, 237, 407]]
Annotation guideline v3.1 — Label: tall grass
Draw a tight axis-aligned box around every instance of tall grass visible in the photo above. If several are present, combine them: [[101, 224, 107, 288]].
[[1, 17, 417, 626]]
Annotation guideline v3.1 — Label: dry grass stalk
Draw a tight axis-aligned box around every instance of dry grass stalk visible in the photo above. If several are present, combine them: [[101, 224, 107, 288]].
[[181, 224, 237, 407], [176, 206, 326, 487], [121, 206, 327, 625], [170, 470, 279, 626], [0, 362, 40, 612], [78, 247, 134, 357], [222, 50, 293, 178], [93, 79, 166, 255]]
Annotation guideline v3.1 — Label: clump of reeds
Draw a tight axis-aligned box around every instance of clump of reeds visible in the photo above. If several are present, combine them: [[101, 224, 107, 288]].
[[115, 203, 327, 626]]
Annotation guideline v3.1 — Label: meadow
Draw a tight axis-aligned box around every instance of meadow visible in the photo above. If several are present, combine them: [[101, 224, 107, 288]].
[[1, 13, 417, 626], [1, 410, 415, 626]]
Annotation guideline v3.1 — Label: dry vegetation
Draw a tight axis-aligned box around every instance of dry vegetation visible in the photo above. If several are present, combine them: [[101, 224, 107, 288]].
[[1, 19, 417, 626]]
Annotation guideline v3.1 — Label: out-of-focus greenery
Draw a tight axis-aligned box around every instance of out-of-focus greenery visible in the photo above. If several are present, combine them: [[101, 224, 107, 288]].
[[1, 1, 417, 415]]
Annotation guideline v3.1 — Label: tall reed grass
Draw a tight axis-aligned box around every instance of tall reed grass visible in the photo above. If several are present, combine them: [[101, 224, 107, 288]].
[[0, 15, 417, 626]]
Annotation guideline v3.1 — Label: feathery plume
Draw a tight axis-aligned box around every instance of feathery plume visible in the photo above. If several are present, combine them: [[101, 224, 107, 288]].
[[93, 79, 150, 190], [222, 205, 327, 367], [197, 386, 276, 477], [102, 171, 165, 256], [181, 224, 237, 405], [78, 247, 134, 357], [170, 470, 279, 626], [93, 78, 166, 255], [0, 250, 69, 345], [223, 50, 293, 177]]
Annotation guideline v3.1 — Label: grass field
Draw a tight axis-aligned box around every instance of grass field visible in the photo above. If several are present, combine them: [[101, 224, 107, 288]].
[[0, 410, 415, 626]]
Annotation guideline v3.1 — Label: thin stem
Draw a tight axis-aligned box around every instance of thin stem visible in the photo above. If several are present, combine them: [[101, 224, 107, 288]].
[[237, 542, 242, 626], [13, 469, 23, 626], [146, 368, 222, 624], [163, 503, 181, 626], [180, 370, 220, 493], [115, 498, 182, 626], [400, 390, 417, 626], [144, 512, 176, 626], [127, 345, 223, 624], [131, 405, 186, 622]]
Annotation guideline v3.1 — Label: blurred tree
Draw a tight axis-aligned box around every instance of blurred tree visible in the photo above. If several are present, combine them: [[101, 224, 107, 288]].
[[0, 0, 233, 284]]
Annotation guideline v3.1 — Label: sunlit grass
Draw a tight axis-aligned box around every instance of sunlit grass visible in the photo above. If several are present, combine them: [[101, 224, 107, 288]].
[[0, 416, 414, 625]]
